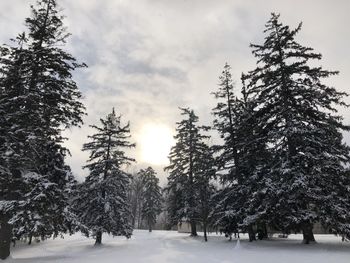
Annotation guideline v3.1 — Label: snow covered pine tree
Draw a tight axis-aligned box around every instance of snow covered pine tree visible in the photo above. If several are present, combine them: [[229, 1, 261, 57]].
[[211, 64, 245, 240], [138, 167, 163, 232], [195, 146, 216, 242], [74, 109, 135, 245], [129, 172, 145, 228], [165, 108, 215, 240], [0, 0, 85, 258], [211, 64, 266, 241], [244, 13, 350, 243]]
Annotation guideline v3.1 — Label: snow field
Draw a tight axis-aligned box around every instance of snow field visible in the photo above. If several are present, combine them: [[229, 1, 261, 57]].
[[6, 230, 350, 263]]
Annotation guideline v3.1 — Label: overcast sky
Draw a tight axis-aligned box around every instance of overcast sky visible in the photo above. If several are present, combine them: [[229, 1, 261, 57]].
[[1, 0, 350, 183]]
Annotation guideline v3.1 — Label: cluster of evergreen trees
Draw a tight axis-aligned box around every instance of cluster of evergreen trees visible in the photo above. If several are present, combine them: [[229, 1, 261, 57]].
[[129, 167, 163, 232], [165, 13, 350, 244], [71, 109, 163, 246], [165, 108, 215, 241], [1, 0, 350, 260], [0, 0, 163, 259]]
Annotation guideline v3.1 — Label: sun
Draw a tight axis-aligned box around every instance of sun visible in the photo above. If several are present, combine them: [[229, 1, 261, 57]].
[[138, 123, 175, 166]]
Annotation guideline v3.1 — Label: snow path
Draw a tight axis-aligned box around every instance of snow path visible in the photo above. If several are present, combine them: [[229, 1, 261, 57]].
[[7, 230, 350, 263]]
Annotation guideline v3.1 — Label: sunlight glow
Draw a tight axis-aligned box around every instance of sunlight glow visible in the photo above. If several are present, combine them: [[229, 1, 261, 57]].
[[139, 123, 175, 166]]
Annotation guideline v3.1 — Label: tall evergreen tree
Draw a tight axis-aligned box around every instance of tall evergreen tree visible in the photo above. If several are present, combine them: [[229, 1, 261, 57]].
[[211, 65, 275, 242], [244, 13, 350, 243], [212, 63, 242, 183], [139, 167, 162, 232], [211, 65, 247, 240], [74, 109, 135, 245], [0, 0, 85, 258], [165, 108, 213, 238]]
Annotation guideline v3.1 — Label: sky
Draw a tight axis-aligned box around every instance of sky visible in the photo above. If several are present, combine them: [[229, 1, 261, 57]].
[[1, 0, 350, 184]]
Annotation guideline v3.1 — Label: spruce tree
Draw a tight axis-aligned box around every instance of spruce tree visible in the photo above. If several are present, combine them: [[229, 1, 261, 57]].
[[234, 76, 273, 241], [165, 108, 213, 238], [212, 66, 274, 242], [129, 173, 144, 228], [211, 65, 247, 240], [212, 63, 242, 182], [0, 35, 32, 258], [195, 146, 216, 242], [138, 167, 162, 232], [74, 109, 135, 245], [0, 0, 85, 258], [244, 13, 350, 243]]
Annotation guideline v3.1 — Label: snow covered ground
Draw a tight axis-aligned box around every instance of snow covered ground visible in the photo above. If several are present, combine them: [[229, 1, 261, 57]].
[[6, 230, 350, 263]]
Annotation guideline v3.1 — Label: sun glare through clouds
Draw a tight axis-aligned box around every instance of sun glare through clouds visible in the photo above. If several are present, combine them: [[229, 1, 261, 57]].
[[139, 123, 175, 166]]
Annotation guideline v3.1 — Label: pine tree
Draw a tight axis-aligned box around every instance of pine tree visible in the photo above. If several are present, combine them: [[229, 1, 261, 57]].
[[129, 173, 144, 228], [165, 108, 213, 238], [74, 109, 135, 245], [211, 65, 247, 240], [0, 35, 32, 258], [244, 13, 350, 243], [0, 0, 85, 258], [212, 63, 242, 183], [211, 65, 274, 242], [195, 146, 216, 242], [138, 167, 162, 232]]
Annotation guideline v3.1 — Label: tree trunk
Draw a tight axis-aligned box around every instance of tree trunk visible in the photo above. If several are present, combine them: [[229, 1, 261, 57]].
[[262, 223, 268, 239], [0, 220, 12, 260], [190, 220, 197, 236], [148, 219, 152, 232], [95, 231, 102, 245], [203, 222, 208, 242], [132, 206, 136, 228], [302, 223, 315, 244], [257, 223, 268, 240], [248, 225, 256, 242], [28, 234, 32, 245], [137, 206, 142, 229]]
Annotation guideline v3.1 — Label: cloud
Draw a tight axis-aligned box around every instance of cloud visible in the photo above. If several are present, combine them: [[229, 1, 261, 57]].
[[1, 0, 350, 182]]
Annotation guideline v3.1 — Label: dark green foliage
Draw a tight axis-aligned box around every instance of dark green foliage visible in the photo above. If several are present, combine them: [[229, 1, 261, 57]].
[[74, 109, 135, 245], [129, 173, 145, 228], [211, 65, 257, 239], [0, 0, 85, 254], [195, 146, 216, 241], [165, 108, 215, 239], [243, 13, 350, 242], [138, 167, 163, 232], [212, 63, 242, 183]]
